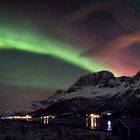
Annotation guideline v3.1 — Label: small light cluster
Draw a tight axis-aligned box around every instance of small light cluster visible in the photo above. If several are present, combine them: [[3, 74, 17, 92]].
[[86, 113, 101, 129], [41, 115, 55, 124], [1, 115, 32, 120], [40, 115, 55, 119], [90, 113, 100, 118]]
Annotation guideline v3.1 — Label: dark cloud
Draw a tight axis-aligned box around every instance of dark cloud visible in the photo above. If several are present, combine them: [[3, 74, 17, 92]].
[[126, 42, 140, 59]]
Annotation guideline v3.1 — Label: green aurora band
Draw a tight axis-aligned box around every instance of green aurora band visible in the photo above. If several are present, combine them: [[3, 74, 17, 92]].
[[0, 27, 115, 74]]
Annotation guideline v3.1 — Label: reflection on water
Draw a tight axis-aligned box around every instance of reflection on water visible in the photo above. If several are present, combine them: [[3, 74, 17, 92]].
[[2, 113, 112, 131], [86, 115, 88, 127], [43, 116, 49, 124], [86, 113, 112, 131], [41, 115, 55, 124], [86, 113, 100, 129], [107, 120, 112, 131]]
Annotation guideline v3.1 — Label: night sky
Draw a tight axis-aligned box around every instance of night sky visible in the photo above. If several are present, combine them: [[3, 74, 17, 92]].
[[0, 0, 140, 111]]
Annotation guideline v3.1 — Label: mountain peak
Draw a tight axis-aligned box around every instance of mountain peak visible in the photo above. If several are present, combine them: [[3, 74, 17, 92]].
[[135, 70, 140, 78], [74, 70, 115, 86], [94, 70, 115, 79]]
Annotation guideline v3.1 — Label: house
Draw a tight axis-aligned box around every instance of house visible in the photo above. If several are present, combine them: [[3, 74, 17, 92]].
[[112, 119, 140, 140]]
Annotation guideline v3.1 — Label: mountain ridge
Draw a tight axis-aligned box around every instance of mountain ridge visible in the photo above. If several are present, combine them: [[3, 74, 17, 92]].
[[2, 70, 140, 117]]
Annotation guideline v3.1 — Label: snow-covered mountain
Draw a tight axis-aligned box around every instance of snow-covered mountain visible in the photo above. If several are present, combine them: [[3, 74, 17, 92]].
[[39, 70, 140, 115], [2, 70, 140, 116]]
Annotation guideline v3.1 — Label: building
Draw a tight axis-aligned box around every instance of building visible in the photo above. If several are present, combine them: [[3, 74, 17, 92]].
[[112, 119, 140, 140]]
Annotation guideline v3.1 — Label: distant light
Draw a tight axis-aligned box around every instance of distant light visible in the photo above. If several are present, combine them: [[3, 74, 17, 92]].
[[42, 115, 55, 124], [51, 116, 55, 119], [4, 115, 32, 120], [107, 113, 112, 116], [90, 114, 94, 118], [1, 117, 6, 119], [13, 115, 32, 119], [6, 116, 13, 119], [90, 113, 100, 118]]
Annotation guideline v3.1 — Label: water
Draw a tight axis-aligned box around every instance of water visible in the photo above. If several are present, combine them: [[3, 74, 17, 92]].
[[86, 113, 112, 131]]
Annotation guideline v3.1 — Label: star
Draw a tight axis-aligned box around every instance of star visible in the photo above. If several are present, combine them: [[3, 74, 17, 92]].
[[131, 8, 135, 13]]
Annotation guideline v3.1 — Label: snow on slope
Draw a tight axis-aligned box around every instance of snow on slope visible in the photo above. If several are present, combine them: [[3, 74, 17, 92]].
[[43, 70, 140, 114], [47, 71, 132, 102]]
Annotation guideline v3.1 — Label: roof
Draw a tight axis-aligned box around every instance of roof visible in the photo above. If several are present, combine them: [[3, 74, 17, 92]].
[[113, 119, 140, 130]]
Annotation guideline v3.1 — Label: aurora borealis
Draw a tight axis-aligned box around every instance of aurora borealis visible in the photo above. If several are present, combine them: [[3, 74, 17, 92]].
[[0, 27, 107, 73], [0, 0, 140, 111]]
